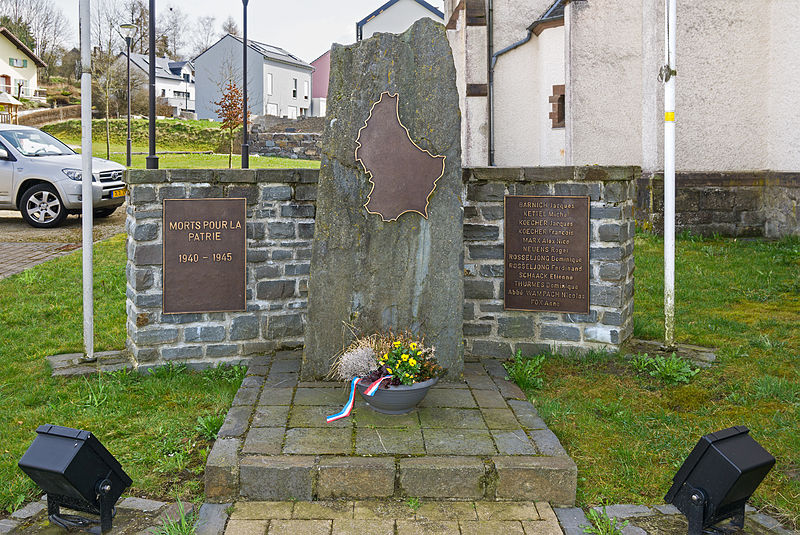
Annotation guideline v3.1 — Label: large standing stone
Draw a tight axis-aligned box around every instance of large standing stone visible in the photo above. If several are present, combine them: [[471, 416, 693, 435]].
[[303, 18, 463, 380]]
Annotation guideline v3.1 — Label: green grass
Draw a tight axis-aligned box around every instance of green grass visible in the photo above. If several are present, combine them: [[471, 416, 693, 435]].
[[531, 233, 800, 527], [0, 235, 244, 513]]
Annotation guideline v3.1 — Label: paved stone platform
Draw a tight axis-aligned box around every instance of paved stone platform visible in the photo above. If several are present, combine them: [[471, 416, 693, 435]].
[[224, 500, 562, 535], [206, 352, 577, 504], [0, 242, 78, 280]]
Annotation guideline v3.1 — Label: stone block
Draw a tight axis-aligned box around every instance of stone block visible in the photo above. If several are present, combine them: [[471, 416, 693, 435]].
[[590, 285, 623, 308], [134, 293, 162, 308], [418, 408, 486, 429], [158, 185, 186, 201], [597, 223, 622, 242], [133, 269, 154, 291], [262, 185, 293, 200], [592, 505, 653, 519], [463, 303, 475, 321], [269, 222, 296, 239], [317, 457, 395, 500], [418, 388, 476, 408], [471, 340, 512, 359], [423, 429, 496, 455], [132, 243, 162, 265], [493, 456, 577, 505], [598, 262, 624, 281], [463, 322, 491, 337], [472, 388, 507, 408], [474, 502, 540, 521], [468, 182, 506, 202], [162, 345, 203, 361], [299, 222, 315, 239], [464, 280, 494, 300], [481, 205, 504, 220], [229, 316, 259, 341], [246, 222, 265, 241], [601, 311, 624, 326], [188, 185, 224, 199], [285, 263, 311, 276], [204, 438, 240, 502], [479, 264, 503, 278], [464, 205, 479, 218], [194, 503, 230, 535], [590, 205, 622, 220], [529, 429, 568, 456], [356, 427, 425, 454], [398, 456, 485, 499], [131, 185, 157, 204], [133, 328, 178, 345], [267, 314, 304, 338], [507, 400, 547, 430], [284, 428, 352, 454], [468, 244, 504, 259], [257, 280, 295, 299], [464, 224, 500, 241], [218, 406, 253, 438], [281, 204, 316, 218], [231, 387, 259, 407], [590, 246, 624, 261], [584, 326, 620, 344], [226, 185, 259, 204], [498, 316, 535, 338], [239, 455, 315, 500], [133, 222, 159, 241], [9, 501, 46, 520], [539, 324, 580, 342], [295, 184, 317, 201], [185, 326, 226, 343], [269, 520, 332, 535], [241, 427, 284, 455]]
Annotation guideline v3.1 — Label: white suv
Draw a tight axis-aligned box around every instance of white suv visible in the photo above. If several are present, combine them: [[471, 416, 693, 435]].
[[0, 124, 127, 228]]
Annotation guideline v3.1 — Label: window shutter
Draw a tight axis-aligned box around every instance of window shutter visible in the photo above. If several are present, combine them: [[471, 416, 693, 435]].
[[23, 59, 27, 68]]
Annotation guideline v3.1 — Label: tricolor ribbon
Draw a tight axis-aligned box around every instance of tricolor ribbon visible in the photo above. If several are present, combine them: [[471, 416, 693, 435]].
[[326, 375, 394, 423]]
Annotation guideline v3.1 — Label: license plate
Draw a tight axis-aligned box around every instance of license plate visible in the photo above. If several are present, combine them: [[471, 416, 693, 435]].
[[112, 189, 126, 198]]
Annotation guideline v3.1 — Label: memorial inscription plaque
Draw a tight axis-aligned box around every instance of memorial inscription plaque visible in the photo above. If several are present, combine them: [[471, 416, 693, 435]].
[[504, 195, 589, 313], [163, 198, 246, 314]]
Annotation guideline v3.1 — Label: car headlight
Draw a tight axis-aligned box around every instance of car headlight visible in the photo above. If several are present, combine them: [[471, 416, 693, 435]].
[[62, 168, 82, 181]]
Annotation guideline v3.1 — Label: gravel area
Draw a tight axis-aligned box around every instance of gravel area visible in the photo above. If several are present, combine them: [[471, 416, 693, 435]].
[[0, 204, 126, 243]]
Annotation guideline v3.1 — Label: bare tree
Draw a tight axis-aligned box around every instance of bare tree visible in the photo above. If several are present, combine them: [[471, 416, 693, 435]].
[[189, 15, 217, 59], [0, 0, 70, 82], [159, 5, 185, 60], [91, 0, 126, 158], [221, 16, 239, 37]]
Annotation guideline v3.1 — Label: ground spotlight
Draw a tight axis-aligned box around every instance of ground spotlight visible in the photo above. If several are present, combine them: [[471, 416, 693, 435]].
[[665, 426, 775, 535], [18, 425, 132, 534]]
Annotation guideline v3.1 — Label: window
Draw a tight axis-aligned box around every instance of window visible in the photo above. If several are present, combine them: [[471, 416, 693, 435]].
[[161, 89, 166, 97], [287, 106, 297, 119], [292, 78, 297, 98], [549, 84, 565, 128], [8, 58, 27, 68], [14, 79, 28, 97], [0, 75, 10, 93], [183, 73, 190, 83], [303, 80, 309, 100], [174, 91, 189, 98], [266, 73, 273, 95], [266, 102, 278, 116]]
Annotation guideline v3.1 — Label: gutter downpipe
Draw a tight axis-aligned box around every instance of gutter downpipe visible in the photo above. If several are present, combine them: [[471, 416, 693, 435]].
[[489, 18, 534, 166]]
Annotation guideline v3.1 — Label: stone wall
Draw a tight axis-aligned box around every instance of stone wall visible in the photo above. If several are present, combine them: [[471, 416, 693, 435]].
[[126, 166, 636, 369], [462, 167, 637, 358], [249, 129, 321, 160], [636, 172, 800, 238], [126, 169, 317, 369]]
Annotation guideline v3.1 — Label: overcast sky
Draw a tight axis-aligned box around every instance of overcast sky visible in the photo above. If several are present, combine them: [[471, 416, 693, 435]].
[[51, 0, 445, 63]]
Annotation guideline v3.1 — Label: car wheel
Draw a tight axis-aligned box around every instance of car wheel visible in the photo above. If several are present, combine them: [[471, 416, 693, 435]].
[[94, 206, 117, 218], [20, 184, 68, 228]]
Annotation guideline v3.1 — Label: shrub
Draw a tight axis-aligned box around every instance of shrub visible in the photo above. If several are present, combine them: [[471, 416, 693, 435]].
[[627, 353, 699, 385], [584, 507, 629, 535]]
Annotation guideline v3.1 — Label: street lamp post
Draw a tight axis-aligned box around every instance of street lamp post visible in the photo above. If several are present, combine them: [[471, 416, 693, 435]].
[[120, 23, 136, 168], [146, 0, 158, 169], [241, 0, 249, 169]]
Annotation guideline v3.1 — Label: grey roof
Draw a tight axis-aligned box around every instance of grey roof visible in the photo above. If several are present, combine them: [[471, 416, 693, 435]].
[[538, 0, 565, 22], [168, 60, 192, 76], [225, 34, 313, 70], [129, 53, 189, 81]]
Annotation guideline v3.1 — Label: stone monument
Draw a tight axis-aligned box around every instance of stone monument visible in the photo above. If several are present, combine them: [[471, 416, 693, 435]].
[[303, 18, 463, 380]]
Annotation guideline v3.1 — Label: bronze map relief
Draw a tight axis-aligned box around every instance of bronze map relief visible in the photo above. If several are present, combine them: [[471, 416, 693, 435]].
[[163, 198, 246, 314], [355, 92, 446, 222], [504, 195, 590, 313]]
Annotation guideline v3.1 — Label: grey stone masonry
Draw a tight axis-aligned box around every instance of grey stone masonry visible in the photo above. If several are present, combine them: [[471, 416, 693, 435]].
[[463, 166, 637, 357], [125, 169, 317, 369]]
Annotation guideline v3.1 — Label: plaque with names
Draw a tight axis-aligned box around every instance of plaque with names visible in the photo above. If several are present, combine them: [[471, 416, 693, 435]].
[[163, 198, 246, 314], [504, 195, 589, 313]]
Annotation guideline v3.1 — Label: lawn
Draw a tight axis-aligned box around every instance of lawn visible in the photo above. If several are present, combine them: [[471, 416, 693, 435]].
[[0, 235, 244, 514], [530, 233, 800, 527]]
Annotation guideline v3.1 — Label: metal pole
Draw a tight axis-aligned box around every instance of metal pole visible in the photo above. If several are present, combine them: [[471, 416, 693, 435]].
[[663, 0, 677, 348], [241, 0, 249, 168], [126, 37, 132, 167], [79, 0, 94, 361], [146, 0, 158, 169]]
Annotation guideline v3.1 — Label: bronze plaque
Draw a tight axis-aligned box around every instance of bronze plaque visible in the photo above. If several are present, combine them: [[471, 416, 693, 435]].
[[163, 198, 246, 314], [504, 195, 589, 313], [355, 92, 445, 222]]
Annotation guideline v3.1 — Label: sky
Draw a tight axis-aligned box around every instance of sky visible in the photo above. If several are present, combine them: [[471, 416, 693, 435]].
[[51, 0, 446, 63]]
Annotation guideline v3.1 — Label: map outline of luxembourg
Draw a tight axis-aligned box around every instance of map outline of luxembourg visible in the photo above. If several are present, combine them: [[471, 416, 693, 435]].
[[355, 92, 446, 222]]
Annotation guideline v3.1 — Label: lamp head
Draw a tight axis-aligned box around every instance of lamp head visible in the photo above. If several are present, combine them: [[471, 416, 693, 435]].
[[120, 23, 136, 42]]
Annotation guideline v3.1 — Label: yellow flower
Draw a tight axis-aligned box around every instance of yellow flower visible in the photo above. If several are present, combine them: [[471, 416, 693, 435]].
[[404, 373, 409, 377], [410, 342, 417, 350], [401, 354, 409, 361], [387, 368, 392, 374], [409, 358, 417, 367], [393, 341, 401, 347], [383, 353, 388, 359]]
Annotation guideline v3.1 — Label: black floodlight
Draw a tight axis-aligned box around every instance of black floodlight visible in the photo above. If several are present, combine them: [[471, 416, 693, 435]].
[[665, 426, 775, 535], [18, 425, 132, 534]]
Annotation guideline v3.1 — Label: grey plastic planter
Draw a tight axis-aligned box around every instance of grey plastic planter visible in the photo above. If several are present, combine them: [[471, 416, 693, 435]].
[[356, 377, 439, 414]]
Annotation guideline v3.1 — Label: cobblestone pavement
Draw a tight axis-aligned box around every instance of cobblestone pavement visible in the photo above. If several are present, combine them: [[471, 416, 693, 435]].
[[222, 500, 563, 535], [0, 242, 79, 280]]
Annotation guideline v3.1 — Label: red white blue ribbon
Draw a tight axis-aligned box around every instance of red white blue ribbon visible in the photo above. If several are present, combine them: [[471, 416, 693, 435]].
[[326, 375, 394, 423]]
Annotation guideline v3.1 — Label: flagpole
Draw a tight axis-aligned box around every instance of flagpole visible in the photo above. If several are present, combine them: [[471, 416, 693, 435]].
[[663, 0, 677, 348], [79, 0, 94, 360]]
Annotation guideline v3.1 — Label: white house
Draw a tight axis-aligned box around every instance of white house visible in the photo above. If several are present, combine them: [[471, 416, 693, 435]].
[[357, 0, 444, 41], [445, 0, 800, 173], [128, 53, 195, 116], [194, 35, 314, 121], [0, 27, 46, 102]]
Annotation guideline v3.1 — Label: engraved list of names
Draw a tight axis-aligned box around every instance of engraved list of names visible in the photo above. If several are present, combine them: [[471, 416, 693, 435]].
[[504, 195, 589, 313]]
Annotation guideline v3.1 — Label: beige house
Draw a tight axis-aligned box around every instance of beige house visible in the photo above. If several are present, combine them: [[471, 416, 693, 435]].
[[445, 0, 800, 174], [0, 27, 46, 103]]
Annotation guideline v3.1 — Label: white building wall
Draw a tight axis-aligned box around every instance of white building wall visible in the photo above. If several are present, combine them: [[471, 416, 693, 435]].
[[362, 0, 444, 38], [566, 0, 641, 166], [262, 60, 313, 118], [0, 37, 38, 98], [768, 0, 800, 171], [537, 27, 565, 166]]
